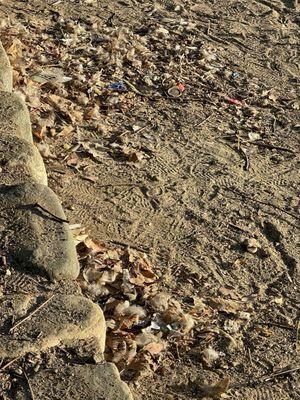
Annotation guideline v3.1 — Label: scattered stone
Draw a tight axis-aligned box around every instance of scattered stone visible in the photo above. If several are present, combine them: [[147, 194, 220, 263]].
[[0, 182, 80, 281], [201, 347, 220, 367], [0, 294, 106, 359], [0, 135, 47, 185], [0, 41, 13, 92], [154, 27, 170, 38], [243, 237, 261, 254], [36, 142, 55, 159], [0, 91, 32, 143], [15, 363, 132, 400]]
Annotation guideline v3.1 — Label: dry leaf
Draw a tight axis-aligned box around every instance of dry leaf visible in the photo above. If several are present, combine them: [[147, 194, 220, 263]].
[[59, 125, 74, 136], [207, 297, 252, 314], [104, 249, 120, 261], [202, 347, 220, 367], [6, 38, 23, 63], [217, 286, 241, 300], [85, 238, 107, 254], [149, 292, 170, 312], [262, 89, 277, 102], [127, 352, 157, 381], [198, 377, 230, 398], [143, 341, 165, 355], [30, 68, 72, 84]]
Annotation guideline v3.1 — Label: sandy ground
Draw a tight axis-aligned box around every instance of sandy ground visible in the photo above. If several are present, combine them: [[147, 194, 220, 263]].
[[0, 0, 299, 399]]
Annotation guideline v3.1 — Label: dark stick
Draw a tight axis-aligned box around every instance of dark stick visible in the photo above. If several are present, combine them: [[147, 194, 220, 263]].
[[23, 370, 35, 400], [255, 321, 294, 331], [252, 141, 294, 154], [264, 366, 300, 382], [33, 203, 69, 223], [9, 295, 55, 332], [272, 117, 277, 134], [0, 356, 20, 371], [240, 147, 250, 171], [225, 188, 300, 221]]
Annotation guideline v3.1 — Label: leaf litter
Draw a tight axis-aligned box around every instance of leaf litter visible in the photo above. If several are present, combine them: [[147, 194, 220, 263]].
[[1, 5, 299, 397], [75, 232, 204, 380], [73, 228, 256, 381]]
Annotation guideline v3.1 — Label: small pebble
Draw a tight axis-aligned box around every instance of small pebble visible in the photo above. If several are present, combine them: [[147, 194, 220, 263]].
[[244, 237, 260, 254]]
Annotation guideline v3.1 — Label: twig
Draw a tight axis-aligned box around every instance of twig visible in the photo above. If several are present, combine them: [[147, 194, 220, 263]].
[[175, 343, 181, 360], [218, 328, 237, 347], [107, 240, 149, 254], [206, 21, 211, 35], [123, 79, 151, 98], [106, 12, 115, 27], [0, 356, 21, 371], [228, 223, 248, 233], [240, 147, 250, 171], [251, 141, 294, 153], [196, 114, 213, 128], [247, 348, 253, 366], [263, 365, 300, 382], [254, 0, 285, 13], [256, 321, 294, 331], [224, 187, 300, 221], [9, 295, 55, 332], [96, 183, 142, 189], [33, 203, 69, 223], [203, 32, 228, 46], [296, 320, 300, 352], [133, 125, 148, 134], [23, 370, 35, 400], [272, 117, 277, 134]]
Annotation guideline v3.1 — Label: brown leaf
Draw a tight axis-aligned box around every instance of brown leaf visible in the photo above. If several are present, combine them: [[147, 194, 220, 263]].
[[217, 286, 241, 300], [6, 38, 23, 63], [106, 335, 137, 367], [143, 341, 165, 355], [59, 124, 74, 136], [262, 89, 277, 103], [85, 238, 107, 254], [46, 94, 83, 124], [33, 125, 48, 140], [127, 352, 157, 381], [104, 249, 120, 261], [128, 151, 143, 162], [198, 377, 230, 398], [207, 297, 252, 314]]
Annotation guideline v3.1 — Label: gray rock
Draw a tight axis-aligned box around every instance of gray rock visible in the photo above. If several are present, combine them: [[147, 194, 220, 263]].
[[0, 135, 47, 185], [15, 363, 133, 400], [0, 294, 106, 358], [0, 182, 79, 281], [0, 41, 13, 92], [0, 91, 32, 143]]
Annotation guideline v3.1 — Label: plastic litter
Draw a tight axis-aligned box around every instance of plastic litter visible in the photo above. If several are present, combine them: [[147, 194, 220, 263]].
[[231, 71, 239, 80], [228, 98, 243, 106], [177, 83, 185, 93], [168, 83, 185, 98], [107, 81, 126, 91]]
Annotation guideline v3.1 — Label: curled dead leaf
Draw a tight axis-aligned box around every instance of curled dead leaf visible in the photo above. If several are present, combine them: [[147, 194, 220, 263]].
[[143, 341, 165, 355], [197, 377, 230, 399], [207, 297, 252, 314]]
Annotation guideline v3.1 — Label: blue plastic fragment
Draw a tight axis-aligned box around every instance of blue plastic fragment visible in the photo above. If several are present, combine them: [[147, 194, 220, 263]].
[[107, 81, 126, 91], [231, 71, 239, 80]]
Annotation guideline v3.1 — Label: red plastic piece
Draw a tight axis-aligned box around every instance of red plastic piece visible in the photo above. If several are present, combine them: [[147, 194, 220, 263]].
[[228, 98, 242, 106], [177, 83, 185, 93]]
